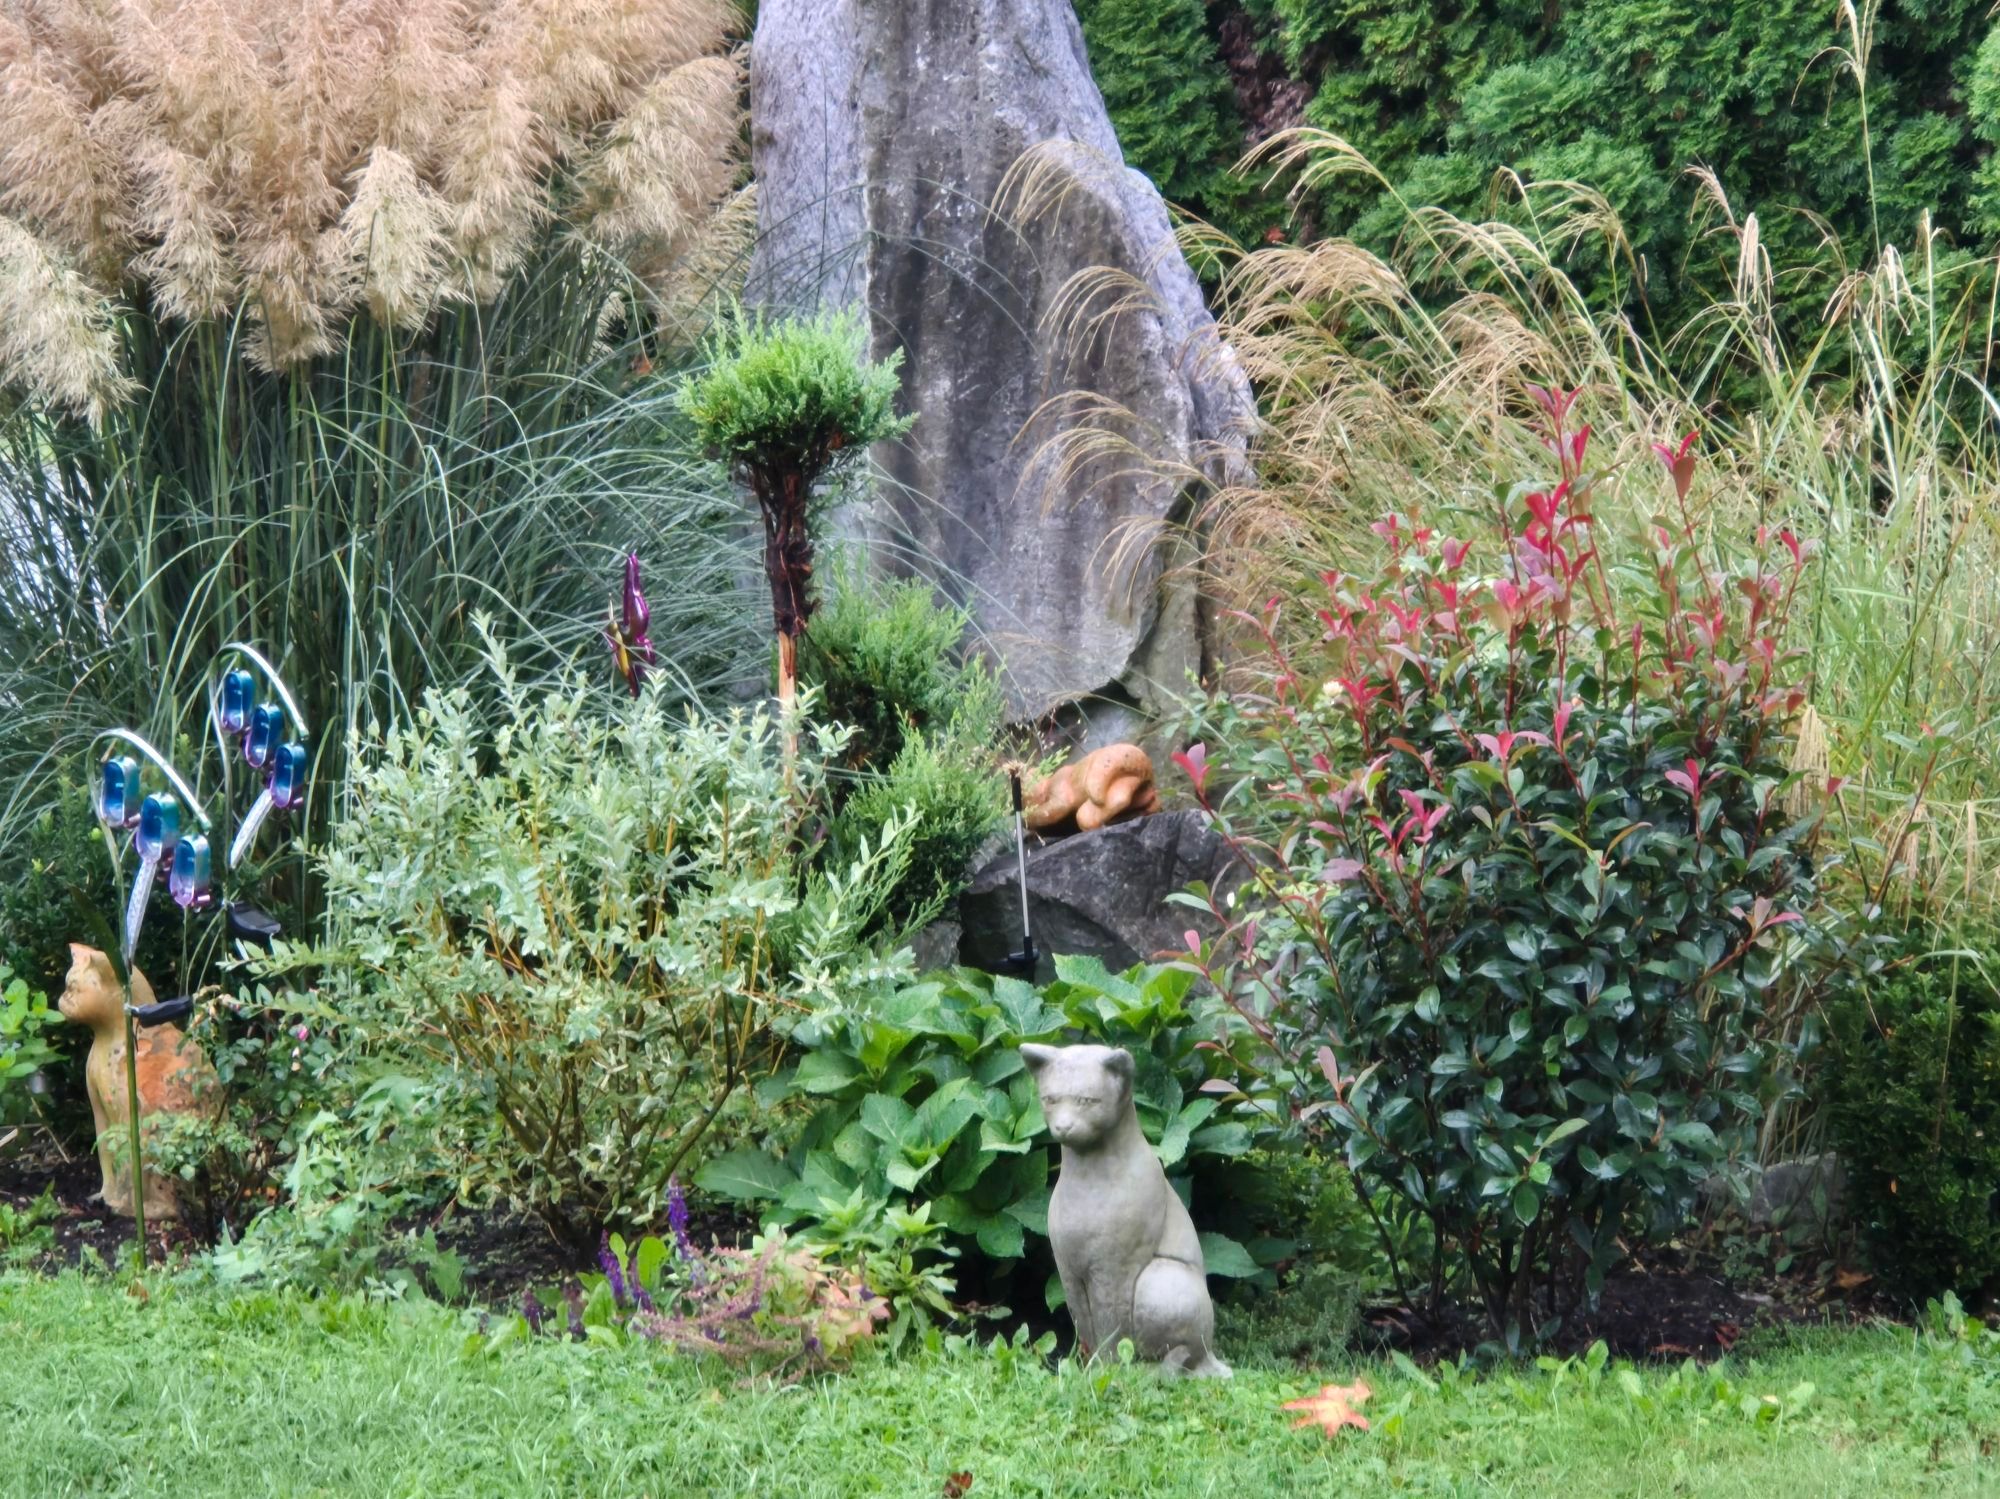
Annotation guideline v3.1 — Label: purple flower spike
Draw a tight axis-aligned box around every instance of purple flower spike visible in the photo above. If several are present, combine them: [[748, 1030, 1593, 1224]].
[[521, 1288, 545, 1335], [563, 1283, 586, 1341], [598, 1231, 629, 1308], [666, 1178, 692, 1261], [605, 551, 656, 697]]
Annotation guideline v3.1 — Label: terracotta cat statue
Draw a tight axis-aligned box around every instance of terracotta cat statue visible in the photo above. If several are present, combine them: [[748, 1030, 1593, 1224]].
[[1022, 1042, 1230, 1377], [57, 944, 218, 1220]]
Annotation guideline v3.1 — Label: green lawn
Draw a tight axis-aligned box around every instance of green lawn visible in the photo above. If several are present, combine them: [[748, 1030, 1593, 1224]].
[[2, 1273, 1997, 1498]]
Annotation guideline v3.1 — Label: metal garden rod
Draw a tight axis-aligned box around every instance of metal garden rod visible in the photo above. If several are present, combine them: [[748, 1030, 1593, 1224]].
[[1001, 769, 1040, 978]]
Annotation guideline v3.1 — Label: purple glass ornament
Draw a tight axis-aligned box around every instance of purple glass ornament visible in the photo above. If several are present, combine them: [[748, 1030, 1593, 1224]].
[[605, 552, 655, 697]]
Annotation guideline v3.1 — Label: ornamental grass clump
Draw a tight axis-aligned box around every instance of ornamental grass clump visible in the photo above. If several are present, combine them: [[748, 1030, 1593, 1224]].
[[1181, 393, 1829, 1343], [0, 0, 743, 406], [0, 0, 760, 876]]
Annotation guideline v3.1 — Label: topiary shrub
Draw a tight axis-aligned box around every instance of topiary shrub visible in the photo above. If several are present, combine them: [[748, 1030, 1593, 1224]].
[[678, 306, 912, 719], [796, 565, 1000, 776], [796, 566, 1008, 935], [1182, 393, 1828, 1342], [1821, 926, 2000, 1304]]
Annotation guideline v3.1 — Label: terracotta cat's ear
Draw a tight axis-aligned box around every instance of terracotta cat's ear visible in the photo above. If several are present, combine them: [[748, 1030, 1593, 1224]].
[[1020, 1043, 1057, 1074]]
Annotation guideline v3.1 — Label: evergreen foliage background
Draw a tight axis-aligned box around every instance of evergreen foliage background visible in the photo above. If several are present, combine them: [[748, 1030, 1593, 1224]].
[[1078, 1, 2000, 328]]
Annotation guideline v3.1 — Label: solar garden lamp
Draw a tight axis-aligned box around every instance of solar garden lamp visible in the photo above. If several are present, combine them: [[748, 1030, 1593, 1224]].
[[207, 644, 310, 949], [88, 730, 212, 1268]]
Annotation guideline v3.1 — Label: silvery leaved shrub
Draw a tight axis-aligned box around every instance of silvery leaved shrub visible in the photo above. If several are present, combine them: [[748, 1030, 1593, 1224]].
[[297, 628, 915, 1246]]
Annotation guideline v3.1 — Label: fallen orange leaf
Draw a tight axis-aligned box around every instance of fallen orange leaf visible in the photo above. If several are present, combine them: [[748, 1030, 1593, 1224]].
[[1281, 1380, 1372, 1436]]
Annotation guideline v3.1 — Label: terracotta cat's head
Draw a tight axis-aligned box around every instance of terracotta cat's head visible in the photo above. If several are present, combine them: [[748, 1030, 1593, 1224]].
[[1021, 1043, 1135, 1148], [58, 944, 123, 1032]]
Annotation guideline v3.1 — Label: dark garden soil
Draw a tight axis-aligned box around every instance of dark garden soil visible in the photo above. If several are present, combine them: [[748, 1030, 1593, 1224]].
[[2, 1132, 1895, 1364], [0, 1133, 755, 1304], [1353, 1240, 1890, 1365]]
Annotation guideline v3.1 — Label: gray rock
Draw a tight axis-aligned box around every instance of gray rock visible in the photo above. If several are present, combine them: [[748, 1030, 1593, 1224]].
[[907, 917, 962, 976], [956, 810, 1238, 979], [1022, 1042, 1230, 1376], [748, 0, 1254, 742]]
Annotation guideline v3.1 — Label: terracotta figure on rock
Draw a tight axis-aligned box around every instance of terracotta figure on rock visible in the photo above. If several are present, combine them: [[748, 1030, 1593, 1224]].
[[1022, 1042, 1230, 1377], [58, 944, 218, 1220], [1024, 744, 1160, 835]]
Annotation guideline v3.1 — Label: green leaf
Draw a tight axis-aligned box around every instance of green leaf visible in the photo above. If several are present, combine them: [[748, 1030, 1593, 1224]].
[[975, 1212, 1026, 1261], [792, 1050, 863, 1094], [1511, 1179, 1543, 1226], [1542, 1118, 1587, 1147], [1197, 1232, 1261, 1278], [693, 1148, 797, 1202]]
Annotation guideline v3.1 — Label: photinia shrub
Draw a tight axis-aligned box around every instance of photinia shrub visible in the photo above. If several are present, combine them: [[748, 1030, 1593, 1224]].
[[1180, 391, 1828, 1342]]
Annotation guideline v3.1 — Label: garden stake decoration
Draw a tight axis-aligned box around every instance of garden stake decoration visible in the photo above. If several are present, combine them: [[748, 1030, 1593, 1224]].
[[208, 645, 311, 946], [606, 551, 655, 696], [87, 729, 211, 1269]]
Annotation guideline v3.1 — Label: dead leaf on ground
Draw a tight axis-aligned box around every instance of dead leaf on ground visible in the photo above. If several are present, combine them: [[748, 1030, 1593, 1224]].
[[1281, 1380, 1372, 1436], [942, 1473, 974, 1497]]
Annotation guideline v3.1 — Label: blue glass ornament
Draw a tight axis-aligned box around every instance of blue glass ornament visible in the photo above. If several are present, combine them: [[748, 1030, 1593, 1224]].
[[269, 742, 309, 812], [100, 756, 144, 828], [169, 834, 212, 910], [136, 793, 181, 861], [219, 668, 257, 736], [246, 703, 283, 771]]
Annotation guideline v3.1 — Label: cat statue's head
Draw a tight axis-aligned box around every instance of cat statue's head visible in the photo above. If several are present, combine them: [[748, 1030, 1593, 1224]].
[[58, 944, 123, 1033], [1020, 1043, 1135, 1149]]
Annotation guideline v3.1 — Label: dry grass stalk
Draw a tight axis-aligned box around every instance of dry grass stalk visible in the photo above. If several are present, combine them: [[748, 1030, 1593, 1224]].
[[0, 0, 744, 415]]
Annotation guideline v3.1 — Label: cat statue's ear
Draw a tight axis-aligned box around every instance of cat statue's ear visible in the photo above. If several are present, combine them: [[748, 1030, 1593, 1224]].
[[1020, 1043, 1058, 1074], [1102, 1048, 1134, 1082]]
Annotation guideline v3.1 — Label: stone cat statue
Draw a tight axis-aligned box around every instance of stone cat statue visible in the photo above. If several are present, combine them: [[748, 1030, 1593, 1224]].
[[1022, 1042, 1230, 1377], [57, 944, 218, 1220]]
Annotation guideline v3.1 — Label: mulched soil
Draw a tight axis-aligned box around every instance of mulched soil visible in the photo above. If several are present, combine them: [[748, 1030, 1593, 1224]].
[[0, 1133, 200, 1270], [2, 1130, 1896, 1364], [0, 1131, 755, 1304], [1356, 1240, 1890, 1364]]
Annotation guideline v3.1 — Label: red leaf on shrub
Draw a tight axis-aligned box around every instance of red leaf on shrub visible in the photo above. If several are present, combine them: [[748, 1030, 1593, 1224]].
[[1439, 537, 1470, 570], [1652, 431, 1699, 501], [1314, 1046, 1351, 1100], [1552, 698, 1578, 750], [1663, 758, 1703, 804], [1526, 384, 1579, 425], [1475, 729, 1549, 764], [1321, 858, 1364, 883], [1172, 742, 1210, 795], [1183, 930, 1202, 953]]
